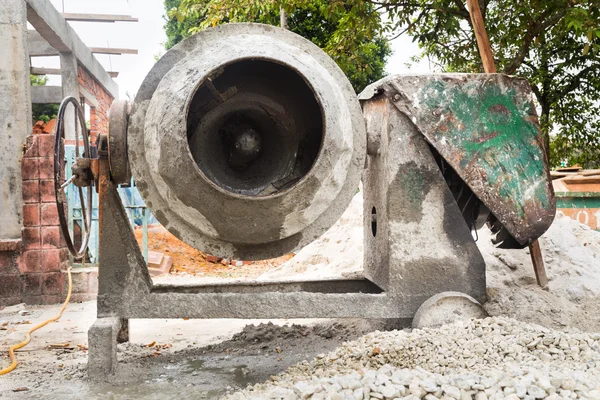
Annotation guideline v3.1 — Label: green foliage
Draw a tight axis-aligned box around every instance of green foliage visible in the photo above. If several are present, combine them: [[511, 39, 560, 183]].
[[30, 74, 59, 124], [30, 74, 48, 86], [381, 0, 600, 169], [164, 0, 391, 92]]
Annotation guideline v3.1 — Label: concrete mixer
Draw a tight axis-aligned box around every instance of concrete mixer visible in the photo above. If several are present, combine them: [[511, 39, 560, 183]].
[[53, 23, 555, 380]]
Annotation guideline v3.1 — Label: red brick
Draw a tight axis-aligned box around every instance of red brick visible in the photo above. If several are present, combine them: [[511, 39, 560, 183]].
[[41, 226, 65, 249], [22, 274, 42, 296], [19, 250, 42, 273], [42, 272, 65, 295], [40, 180, 56, 203], [21, 157, 39, 180], [22, 227, 41, 250], [22, 180, 40, 204], [39, 157, 54, 180], [24, 135, 39, 158], [41, 249, 62, 272], [205, 255, 221, 263], [23, 204, 40, 227], [21, 295, 43, 305], [0, 240, 20, 252], [41, 295, 63, 305], [38, 134, 55, 157], [0, 297, 22, 307], [41, 203, 59, 226], [0, 252, 18, 274], [0, 275, 21, 298]]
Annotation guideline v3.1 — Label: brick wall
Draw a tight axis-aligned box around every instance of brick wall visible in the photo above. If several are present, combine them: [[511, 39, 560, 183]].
[[0, 133, 70, 306], [77, 64, 114, 145]]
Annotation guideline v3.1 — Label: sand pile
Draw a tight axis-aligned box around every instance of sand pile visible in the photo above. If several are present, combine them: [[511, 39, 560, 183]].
[[258, 193, 600, 331], [257, 193, 363, 282]]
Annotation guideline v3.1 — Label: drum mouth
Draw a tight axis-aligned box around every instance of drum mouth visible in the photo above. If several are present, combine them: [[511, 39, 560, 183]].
[[186, 59, 324, 197]]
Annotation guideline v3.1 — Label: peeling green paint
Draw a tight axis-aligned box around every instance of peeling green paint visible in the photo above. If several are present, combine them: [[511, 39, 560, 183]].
[[418, 78, 550, 218], [556, 196, 600, 209]]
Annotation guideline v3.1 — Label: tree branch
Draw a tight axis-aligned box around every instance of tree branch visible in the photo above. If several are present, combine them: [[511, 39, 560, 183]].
[[554, 64, 598, 100], [503, 10, 566, 75]]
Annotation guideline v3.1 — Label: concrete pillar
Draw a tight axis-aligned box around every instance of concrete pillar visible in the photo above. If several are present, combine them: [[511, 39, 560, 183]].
[[0, 0, 31, 239], [59, 51, 79, 140]]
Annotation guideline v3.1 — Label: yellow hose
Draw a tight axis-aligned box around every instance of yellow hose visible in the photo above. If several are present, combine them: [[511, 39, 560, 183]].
[[0, 267, 72, 376]]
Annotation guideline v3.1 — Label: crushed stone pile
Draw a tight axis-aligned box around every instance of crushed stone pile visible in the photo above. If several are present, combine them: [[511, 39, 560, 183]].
[[228, 317, 600, 400], [259, 192, 600, 331]]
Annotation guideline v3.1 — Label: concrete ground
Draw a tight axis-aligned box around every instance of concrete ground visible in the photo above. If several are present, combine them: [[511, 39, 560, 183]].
[[0, 300, 390, 399]]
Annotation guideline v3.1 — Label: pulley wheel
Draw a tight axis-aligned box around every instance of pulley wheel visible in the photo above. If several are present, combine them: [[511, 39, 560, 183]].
[[54, 96, 93, 260]]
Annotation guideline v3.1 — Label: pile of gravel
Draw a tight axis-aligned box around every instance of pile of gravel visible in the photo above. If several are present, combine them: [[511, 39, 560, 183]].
[[227, 317, 600, 399]]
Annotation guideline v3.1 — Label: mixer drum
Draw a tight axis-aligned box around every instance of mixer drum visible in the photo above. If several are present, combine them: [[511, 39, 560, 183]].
[[127, 23, 366, 260]]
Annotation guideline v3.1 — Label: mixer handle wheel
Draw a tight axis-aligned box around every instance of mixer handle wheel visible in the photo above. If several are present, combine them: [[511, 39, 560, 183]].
[[54, 96, 93, 260]]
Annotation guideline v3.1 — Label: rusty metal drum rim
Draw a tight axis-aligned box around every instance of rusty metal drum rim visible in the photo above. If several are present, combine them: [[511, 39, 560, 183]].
[[128, 23, 365, 259], [108, 99, 131, 185]]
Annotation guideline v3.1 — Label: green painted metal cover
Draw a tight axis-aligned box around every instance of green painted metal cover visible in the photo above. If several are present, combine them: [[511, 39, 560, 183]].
[[359, 74, 556, 245]]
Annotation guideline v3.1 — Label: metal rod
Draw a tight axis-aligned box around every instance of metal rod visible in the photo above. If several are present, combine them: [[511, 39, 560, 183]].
[[142, 207, 149, 263]]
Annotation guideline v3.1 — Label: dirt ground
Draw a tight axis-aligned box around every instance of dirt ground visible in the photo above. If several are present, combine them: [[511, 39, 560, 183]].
[[0, 301, 392, 399], [134, 225, 293, 279]]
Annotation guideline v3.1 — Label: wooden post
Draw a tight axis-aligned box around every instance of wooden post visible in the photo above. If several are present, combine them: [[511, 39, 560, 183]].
[[529, 240, 548, 288], [465, 0, 549, 288], [466, 0, 496, 73], [280, 6, 288, 29]]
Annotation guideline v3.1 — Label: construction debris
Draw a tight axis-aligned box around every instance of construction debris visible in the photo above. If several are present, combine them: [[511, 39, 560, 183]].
[[552, 167, 600, 231], [134, 225, 293, 279], [31, 119, 56, 135], [146, 251, 173, 277]]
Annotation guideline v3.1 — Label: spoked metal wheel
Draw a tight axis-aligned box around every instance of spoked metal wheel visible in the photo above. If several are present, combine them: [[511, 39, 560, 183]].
[[54, 96, 93, 260]]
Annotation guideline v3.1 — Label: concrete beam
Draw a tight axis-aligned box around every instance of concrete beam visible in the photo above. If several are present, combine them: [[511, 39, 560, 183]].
[[29, 31, 137, 58], [0, 0, 31, 239], [60, 52, 79, 140], [25, 0, 118, 98], [31, 85, 62, 104], [89, 47, 138, 55], [79, 84, 99, 108], [29, 32, 137, 59], [30, 67, 119, 78], [27, 29, 56, 56], [62, 13, 138, 23], [30, 67, 62, 75]]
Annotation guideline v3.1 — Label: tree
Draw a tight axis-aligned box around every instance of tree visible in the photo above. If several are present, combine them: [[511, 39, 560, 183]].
[[164, 0, 391, 92], [374, 0, 600, 169], [30, 74, 59, 124]]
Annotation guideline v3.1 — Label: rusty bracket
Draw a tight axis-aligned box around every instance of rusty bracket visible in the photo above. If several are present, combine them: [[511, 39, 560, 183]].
[[71, 158, 94, 188]]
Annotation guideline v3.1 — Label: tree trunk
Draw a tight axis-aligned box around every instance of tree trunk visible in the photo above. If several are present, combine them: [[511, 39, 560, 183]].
[[540, 101, 551, 159]]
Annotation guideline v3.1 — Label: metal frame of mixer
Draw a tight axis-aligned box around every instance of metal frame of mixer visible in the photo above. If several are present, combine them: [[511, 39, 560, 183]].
[[62, 87, 488, 380], [55, 30, 553, 381]]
